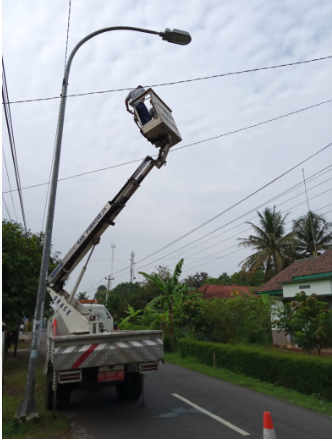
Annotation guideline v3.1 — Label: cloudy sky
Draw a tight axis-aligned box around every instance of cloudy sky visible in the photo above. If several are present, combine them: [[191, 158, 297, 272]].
[[2, 0, 332, 296]]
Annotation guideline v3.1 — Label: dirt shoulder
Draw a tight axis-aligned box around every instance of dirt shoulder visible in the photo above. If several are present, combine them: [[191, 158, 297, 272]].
[[2, 350, 71, 439]]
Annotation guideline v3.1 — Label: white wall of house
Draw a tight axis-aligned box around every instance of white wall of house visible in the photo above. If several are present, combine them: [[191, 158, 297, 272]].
[[283, 279, 332, 298]]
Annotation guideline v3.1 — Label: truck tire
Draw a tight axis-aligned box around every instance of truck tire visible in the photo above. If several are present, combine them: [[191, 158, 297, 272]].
[[57, 384, 71, 408], [116, 373, 143, 401], [131, 373, 143, 400], [45, 367, 54, 411]]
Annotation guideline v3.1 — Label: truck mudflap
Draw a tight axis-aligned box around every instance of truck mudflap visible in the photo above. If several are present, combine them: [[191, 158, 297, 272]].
[[50, 337, 163, 371]]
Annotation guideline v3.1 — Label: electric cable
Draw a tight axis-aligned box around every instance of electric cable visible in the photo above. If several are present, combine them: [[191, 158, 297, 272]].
[[114, 166, 332, 275], [41, 0, 73, 231], [180, 195, 332, 275], [2, 146, 17, 221], [2, 194, 12, 220], [114, 186, 332, 281], [110, 142, 332, 277], [3, 99, 332, 196], [3, 55, 332, 105], [2, 57, 28, 230]]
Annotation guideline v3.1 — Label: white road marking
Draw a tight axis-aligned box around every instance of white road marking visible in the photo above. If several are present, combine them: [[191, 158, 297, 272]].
[[172, 393, 250, 436]]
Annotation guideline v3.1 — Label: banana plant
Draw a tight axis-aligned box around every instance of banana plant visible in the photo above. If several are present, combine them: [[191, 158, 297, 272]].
[[139, 259, 190, 341], [118, 305, 143, 327]]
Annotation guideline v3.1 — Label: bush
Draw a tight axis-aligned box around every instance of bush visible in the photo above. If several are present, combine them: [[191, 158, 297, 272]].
[[163, 333, 176, 353], [200, 296, 272, 345], [178, 339, 332, 401]]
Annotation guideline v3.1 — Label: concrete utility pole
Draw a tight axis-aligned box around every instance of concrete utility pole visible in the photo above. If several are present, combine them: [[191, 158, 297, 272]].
[[16, 25, 191, 420], [105, 244, 116, 300], [110, 244, 116, 291], [105, 275, 113, 301], [130, 251, 135, 283]]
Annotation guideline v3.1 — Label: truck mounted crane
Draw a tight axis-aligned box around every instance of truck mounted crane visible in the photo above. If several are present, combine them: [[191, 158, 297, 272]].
[[44, 88, 181, 413]]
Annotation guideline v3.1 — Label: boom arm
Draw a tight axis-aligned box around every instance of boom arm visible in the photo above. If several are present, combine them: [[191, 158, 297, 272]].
[[48, 143, 170, 293]]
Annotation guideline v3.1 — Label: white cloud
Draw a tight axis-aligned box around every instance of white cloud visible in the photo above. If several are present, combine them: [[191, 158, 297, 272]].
[[2, 0, 332, 295]]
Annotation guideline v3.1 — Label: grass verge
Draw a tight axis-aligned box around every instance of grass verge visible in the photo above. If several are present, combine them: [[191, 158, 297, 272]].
[[2, 351, 71, 439], [164, 352, 332, 416]]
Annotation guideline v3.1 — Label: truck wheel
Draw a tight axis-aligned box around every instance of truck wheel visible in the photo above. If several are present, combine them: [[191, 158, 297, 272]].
[[116, 375, 133, 401], [131, 373, 143, 400], [57, 385, 71, 408], [116, 373, 143, 401]]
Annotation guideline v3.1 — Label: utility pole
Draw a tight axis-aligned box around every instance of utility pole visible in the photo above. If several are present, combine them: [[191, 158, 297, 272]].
[[105, 275, 113, 301], [110, 244, 116, 291], [105, 244, 116, 300], [302, 169, 317, 257], [130, 251, 135, 283]]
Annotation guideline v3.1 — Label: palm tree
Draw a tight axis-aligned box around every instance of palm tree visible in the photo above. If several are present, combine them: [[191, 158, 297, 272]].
[[139, 259, 192, 342], [238, 207, 297, 280], [76, 292, 88, 300], [293, 211, 332, 257]]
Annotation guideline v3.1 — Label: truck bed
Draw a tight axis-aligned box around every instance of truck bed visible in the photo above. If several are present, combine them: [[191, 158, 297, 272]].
[[46, 330, 163, 371]]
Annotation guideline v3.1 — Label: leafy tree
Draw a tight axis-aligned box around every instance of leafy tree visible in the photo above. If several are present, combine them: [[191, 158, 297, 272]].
[[274, 292, 332, 355], [293, 211, 332, 257], [218, 272, 231, 284], [76, 292, 88, 300], [238, 207, 297, 281], [154, 265, 171, 280], [104, 282, 140, 320], [201, 270, 264, 287], [139, 259, 195, 342], [2, 220, 60, 334], [183, 271, 210, 288], [94, 285, 107, 303]]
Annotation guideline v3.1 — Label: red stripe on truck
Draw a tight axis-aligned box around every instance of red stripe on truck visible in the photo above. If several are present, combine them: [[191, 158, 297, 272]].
[[71, 343, 100, 369]]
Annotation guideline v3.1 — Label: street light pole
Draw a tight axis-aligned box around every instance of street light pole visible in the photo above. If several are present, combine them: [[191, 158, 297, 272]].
[[17, 26, 191, 420]]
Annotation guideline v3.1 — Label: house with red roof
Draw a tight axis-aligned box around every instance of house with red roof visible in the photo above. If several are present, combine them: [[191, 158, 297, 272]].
[[256, 248, 332, 345], [198, 284, 255, 299]]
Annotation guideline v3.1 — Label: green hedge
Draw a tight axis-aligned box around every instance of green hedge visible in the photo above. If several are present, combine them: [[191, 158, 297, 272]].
[[178, 339, 332, 401]]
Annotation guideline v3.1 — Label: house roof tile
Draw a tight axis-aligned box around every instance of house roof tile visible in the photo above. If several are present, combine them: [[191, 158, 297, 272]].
[[198, 284, 255, 299], [256, 248, 332, 293]]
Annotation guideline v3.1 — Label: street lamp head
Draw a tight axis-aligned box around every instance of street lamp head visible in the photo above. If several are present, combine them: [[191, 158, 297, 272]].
[[160, 28, 192, 45]]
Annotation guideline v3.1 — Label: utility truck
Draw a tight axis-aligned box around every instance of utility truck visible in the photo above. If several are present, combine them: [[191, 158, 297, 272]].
[[44, 88, 182, 412]]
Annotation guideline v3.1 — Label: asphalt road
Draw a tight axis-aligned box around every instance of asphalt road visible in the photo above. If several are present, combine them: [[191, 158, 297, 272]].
[[61, 359, 332, 439], [39, 330, 331, 438]]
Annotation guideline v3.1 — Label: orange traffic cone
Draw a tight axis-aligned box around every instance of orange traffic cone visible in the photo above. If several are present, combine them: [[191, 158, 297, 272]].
[[52, 318, 58, 337], [263, 411, 276, 439]]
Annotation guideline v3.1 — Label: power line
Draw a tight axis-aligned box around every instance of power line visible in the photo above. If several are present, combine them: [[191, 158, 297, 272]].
[[3, 54, 332, 105], [2, 146, 17, 220], [2, 57, 28, 230], [111, 199, 332, 285], [2, 194, 12, 220], [86, 167, 332, 287], [179, 197, 332, 275], [41, 0, 73, 232], [113, 172, 331, 277], [111, 141, 332, 278], [3, 98, 332, 196]]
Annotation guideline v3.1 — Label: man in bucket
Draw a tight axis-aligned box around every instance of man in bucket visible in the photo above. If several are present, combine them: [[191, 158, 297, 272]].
[[125, 85, 152, 125]]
